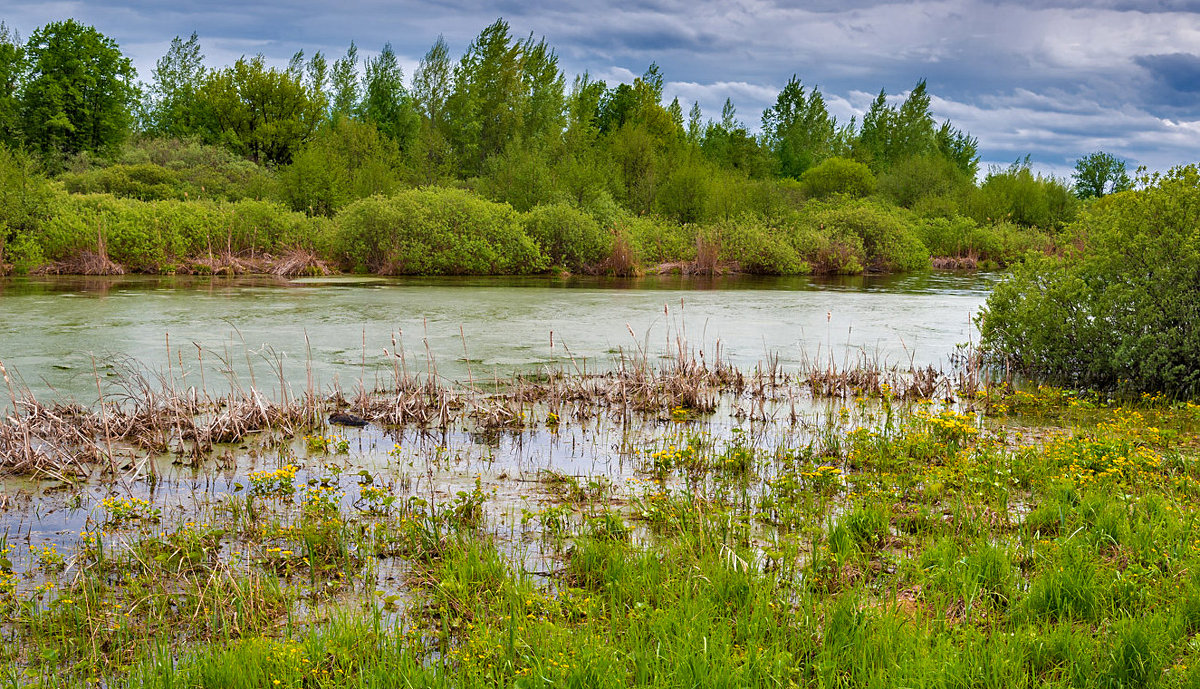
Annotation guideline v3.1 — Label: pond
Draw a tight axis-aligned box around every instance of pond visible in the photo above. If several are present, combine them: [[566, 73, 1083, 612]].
[[0, 271, 996, 401]]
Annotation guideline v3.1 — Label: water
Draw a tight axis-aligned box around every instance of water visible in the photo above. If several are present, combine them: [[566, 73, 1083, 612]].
[[0, 272, 996, 401]]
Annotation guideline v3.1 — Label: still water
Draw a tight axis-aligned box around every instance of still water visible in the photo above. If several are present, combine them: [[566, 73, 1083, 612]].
[[0, 272, 997, 401]]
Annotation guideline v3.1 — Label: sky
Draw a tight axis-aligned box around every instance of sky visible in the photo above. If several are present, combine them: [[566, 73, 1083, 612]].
[[4, 0, 1200, 178]]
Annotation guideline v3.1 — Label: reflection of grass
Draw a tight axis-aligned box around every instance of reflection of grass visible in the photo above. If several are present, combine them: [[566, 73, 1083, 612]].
[[6, 384, 1200, 687]]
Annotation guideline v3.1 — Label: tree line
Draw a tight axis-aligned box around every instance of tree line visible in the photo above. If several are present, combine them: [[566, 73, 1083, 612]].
[[0, 17, 1138, 278]]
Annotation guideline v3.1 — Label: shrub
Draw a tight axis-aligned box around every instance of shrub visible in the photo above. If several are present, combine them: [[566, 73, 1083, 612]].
[[798, 157, 875, 199], [522, 203, 611, 271], [967, 159, 1078, 229], [35, 192, 326, 271], [708, 218, 806, 274], [981, 165, 1200, 393], [916, 216, 1053, 264], [803, 199, 929, 272], [877, 153, 966, 209], [0, 145, 55, 272], [337, 188, 545, 275], [60, 137, 276, 202], [620, 214, 694, 266]]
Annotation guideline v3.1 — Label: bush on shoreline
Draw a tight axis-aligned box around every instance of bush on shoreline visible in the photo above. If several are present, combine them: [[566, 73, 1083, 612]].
[[1, 138, 1073, 278], [981, 165, 1200, 394]]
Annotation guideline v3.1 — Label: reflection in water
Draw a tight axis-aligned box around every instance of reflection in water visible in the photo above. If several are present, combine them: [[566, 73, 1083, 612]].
[[0, 272, 997, 401]]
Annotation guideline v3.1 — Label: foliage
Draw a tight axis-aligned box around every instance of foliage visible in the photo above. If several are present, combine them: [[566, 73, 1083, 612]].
[[0, 143, 54, 271], [798, 156, 875, 199], [877, 153, 968, 209], [20, 20, 137, 160], [981, 165, 1200, 393], [60, 136, 277, 202], [801, 199, 930, 272], [336, 187, 545, 274], [915, 216, 1052, 263], [0, 23, 24, 147], [1072, 151, 1132, 200], [31, 191, 329, 270], [522, 202, 611, 270], [146, 33, 205, 137], [193, 55, 324, 165], [761, 75, 837, 179], [968, 157, 1078, 229], [277, 118, 404, 216], [357, 43, 419, 150]]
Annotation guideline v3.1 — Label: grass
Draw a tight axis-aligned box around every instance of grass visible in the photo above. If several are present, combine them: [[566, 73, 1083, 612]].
[[2, 371, 1200, 686]]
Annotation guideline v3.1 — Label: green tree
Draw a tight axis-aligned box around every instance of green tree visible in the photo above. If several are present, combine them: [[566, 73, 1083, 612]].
[[20, 19, 137, 159], [410, 37, 455, 186], [359, 43, 418, 150], [1072, 151, 1132, 199], [330, 43, 359, 119], [856, 81, 941, 171], [148, 32, 206, 136], [762, 75, 836, 178], [935, 120, 979, 178], [446, 19, 525, 173], [0, 23, 24, 147], [968, 157, 1077, 229], [518, 34, 565, 144], [279, 117, 403, 216], [194, 55, 324, 165], [565, 72, 605, 134], [412, 36, 452, 129]]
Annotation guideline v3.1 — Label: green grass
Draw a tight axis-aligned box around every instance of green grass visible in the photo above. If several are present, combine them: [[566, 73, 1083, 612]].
[[3, 386, 1200, 687]]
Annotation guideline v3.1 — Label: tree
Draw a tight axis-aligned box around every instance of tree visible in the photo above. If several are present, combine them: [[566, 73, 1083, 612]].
[[565, 72, 605, 134], [518, 34, 565, 144], [761, 75, 836, 178], [359, 43, 418, 150], [194, 55, 324, 165], [1072, 151, 1132, 199], [330, 43, 359, 119], [148, 32, 205, 136], [20, 19, 137, 158], [279, 117, 402, 216], [446, 18, 525, 172], [935, 120, 979, 179], [982, 165, 1200, 393], [412, 36, 452, 128], [0, 23, 24, 147]]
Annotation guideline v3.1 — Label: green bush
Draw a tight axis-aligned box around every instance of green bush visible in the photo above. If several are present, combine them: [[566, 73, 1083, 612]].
[[476, 143, 562, 213], [708, 218, 806, 274], [60, 163, 185, 201], [35, 192, 327, 270], [802, 199, 929, 272], [916, 216, 1052, 264], [877, 153, 965, 209], [337, 188, 545, 275], [60, 137, 276, 202], [620, 214, 694, 266], [798, 157, 875, 199], [981, 165, 1200, 393], [522, 203, 611, 271], [967, 159, 1078, 229], [0, 144, 55, 272]]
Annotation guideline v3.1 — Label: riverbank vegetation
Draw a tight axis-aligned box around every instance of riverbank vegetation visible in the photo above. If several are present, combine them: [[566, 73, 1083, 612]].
[[980, 164, 1200, 396], [0, 18, 1102, 277]]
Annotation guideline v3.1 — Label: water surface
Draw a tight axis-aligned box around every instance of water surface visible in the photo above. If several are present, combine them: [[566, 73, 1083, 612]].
[[0, 272, 996, 401]]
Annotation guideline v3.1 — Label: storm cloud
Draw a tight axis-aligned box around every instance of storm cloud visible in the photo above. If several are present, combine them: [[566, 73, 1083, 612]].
[[4, 0, 1199, 176]]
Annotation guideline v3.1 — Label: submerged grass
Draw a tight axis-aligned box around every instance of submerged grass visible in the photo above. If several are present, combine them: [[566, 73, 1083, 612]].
[[2, 354, 1200, 686]]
